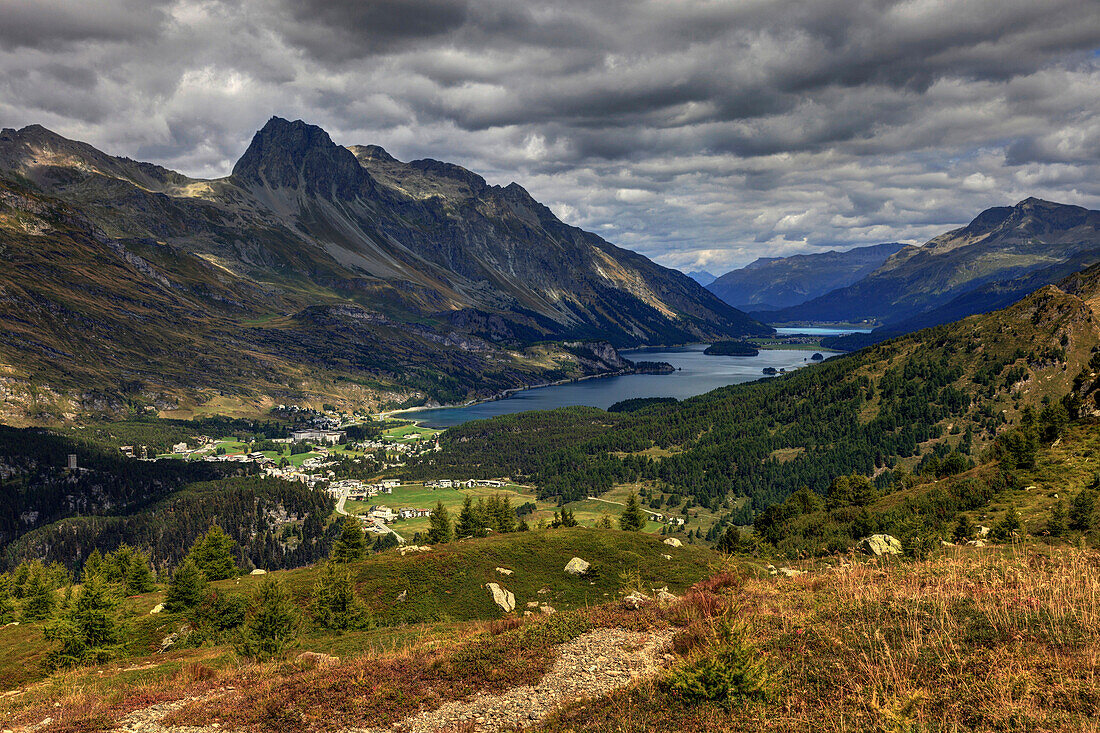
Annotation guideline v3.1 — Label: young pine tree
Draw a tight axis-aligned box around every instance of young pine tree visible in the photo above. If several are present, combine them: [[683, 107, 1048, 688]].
[[619, 491, 646, 532], [239, 577, 299, 659], [992, 505, 1022, 541], [165, 558, 208, 612], [1069, 487, 1097, 531], [311, 562, 370, 631], [332, 516, 367, 563], [426, 501, 454, 544], [21, 566, 56, 621], [125, 553, 157, 595], [952, 514, 977, 544], [456, 496, 485, 538], [44, 573, 121, 668], [187, 525, 239, 581], [0, 580, 16, 624]]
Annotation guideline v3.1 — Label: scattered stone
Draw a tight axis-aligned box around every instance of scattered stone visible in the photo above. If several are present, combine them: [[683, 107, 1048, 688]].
[[777, 567, 803, 578], [495, 567, 513, 576], [537, 586, 551, 595], [486, 582, 515, 613], [149, 603, 164, 614], [968, 539, 988, 547], [158, 624, 190, 653], [526, 601, 539, 608], [622, 591, 651, 610], [661, 554, 672, 560], [656, 589, 679, 604], [250, 569, 266, 575], [539, 604, 556, 615], [399, 545, 432, 556], [662, 537, 683, 548], [977, 526, 991, 538], [858, 534, 903, 557], [941, 540, 956, 547], [296, 651, 339, 668], [564, 557, 590, 576], [396, 589, 408, 602]]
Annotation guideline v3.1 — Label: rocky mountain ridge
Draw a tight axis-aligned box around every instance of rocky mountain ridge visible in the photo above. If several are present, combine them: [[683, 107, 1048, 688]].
[[763, 198, 1100, 330], [0, 118, 767, 420]]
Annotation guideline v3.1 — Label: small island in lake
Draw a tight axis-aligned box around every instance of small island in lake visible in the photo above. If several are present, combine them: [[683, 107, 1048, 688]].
[[704, 340, 760, 356], [631, 360, 676, 374], [762, 366, 778, 375], [811, 352, 824, 361]]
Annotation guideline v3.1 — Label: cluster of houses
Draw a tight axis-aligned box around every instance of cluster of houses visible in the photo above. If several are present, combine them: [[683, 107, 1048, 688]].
[[290, 429, 346, 445], [345, 479, 400, 501], [648, 512, 686, 526], [363, 504, 432, 524], [425, 478, 506, 489]]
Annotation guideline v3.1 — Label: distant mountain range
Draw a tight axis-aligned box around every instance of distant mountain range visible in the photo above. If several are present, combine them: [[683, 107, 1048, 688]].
[[706, 242, 905, 312], [685, 270, 717, 286], [0, 117, 768, 420]]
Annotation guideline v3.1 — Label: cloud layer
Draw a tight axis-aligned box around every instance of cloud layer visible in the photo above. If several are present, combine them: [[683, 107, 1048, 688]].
[[2, 0, 1099, 272]]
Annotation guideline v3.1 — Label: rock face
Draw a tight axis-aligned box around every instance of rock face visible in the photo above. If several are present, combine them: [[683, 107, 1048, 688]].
[[564, 557, 591, 576], [486, 582, 515, 613], [859, 534, 903, 557], [663, 538, 683, 548]]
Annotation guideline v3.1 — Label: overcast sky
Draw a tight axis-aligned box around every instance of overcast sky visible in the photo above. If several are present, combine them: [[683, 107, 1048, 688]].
[[2, 0, 1099, 272]]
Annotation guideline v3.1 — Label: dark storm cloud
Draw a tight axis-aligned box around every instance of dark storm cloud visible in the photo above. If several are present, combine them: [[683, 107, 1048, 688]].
[[2, 0, 1100, 271], [272, 0, 472, 61], [0, 0, 169, 50]]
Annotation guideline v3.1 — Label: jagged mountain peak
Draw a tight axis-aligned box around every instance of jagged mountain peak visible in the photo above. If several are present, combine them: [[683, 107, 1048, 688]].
[[231, 116, 373, 198]]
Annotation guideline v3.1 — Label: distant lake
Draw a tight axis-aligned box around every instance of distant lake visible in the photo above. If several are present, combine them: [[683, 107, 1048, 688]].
[[403, 341, 845, 428], [774, 326, 873, 336]]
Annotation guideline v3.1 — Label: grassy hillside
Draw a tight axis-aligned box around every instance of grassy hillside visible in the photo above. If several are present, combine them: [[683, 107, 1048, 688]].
[[3, 541, 1099, 732], [0, 528, 716, 698]]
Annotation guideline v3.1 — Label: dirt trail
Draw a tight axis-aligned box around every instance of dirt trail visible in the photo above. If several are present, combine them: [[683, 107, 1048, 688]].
[[96, 627, 673, 733], [352, 627, 675, 733]]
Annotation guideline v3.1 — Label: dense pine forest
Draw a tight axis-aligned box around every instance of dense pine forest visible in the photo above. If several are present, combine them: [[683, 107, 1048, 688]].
[[0, 425, 334, 573]]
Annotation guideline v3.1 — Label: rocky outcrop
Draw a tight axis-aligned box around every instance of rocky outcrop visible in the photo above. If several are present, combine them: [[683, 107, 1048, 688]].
[[486, 582, 515, 613], [859, 534, 903, 557], [564, 557, 590, 576], [663, 538, 683, 548]]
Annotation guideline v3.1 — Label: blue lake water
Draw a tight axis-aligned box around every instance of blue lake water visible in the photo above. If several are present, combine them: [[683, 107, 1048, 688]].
[[404, 342, 843, 428], [774, 326, 872, 336]]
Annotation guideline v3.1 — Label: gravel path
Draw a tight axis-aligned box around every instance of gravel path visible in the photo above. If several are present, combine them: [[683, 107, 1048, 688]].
[[94, 627, 672, 733], [109, 697, 219, 733], [352, 627, 675, 733]]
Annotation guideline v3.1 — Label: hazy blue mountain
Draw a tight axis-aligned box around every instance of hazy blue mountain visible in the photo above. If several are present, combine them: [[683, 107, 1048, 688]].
[[707, 242, 905, 312]]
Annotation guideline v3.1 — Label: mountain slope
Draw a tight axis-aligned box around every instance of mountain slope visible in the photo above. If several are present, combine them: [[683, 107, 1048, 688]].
[[764, 198, 1100, 326], [0, 119, 767, 420], [404, 267, 1100, 523], [707, 242, 905, 312]]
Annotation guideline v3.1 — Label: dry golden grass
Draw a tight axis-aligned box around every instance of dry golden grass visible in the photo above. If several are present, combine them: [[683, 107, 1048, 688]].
[[545, 546, 1100, 733]]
